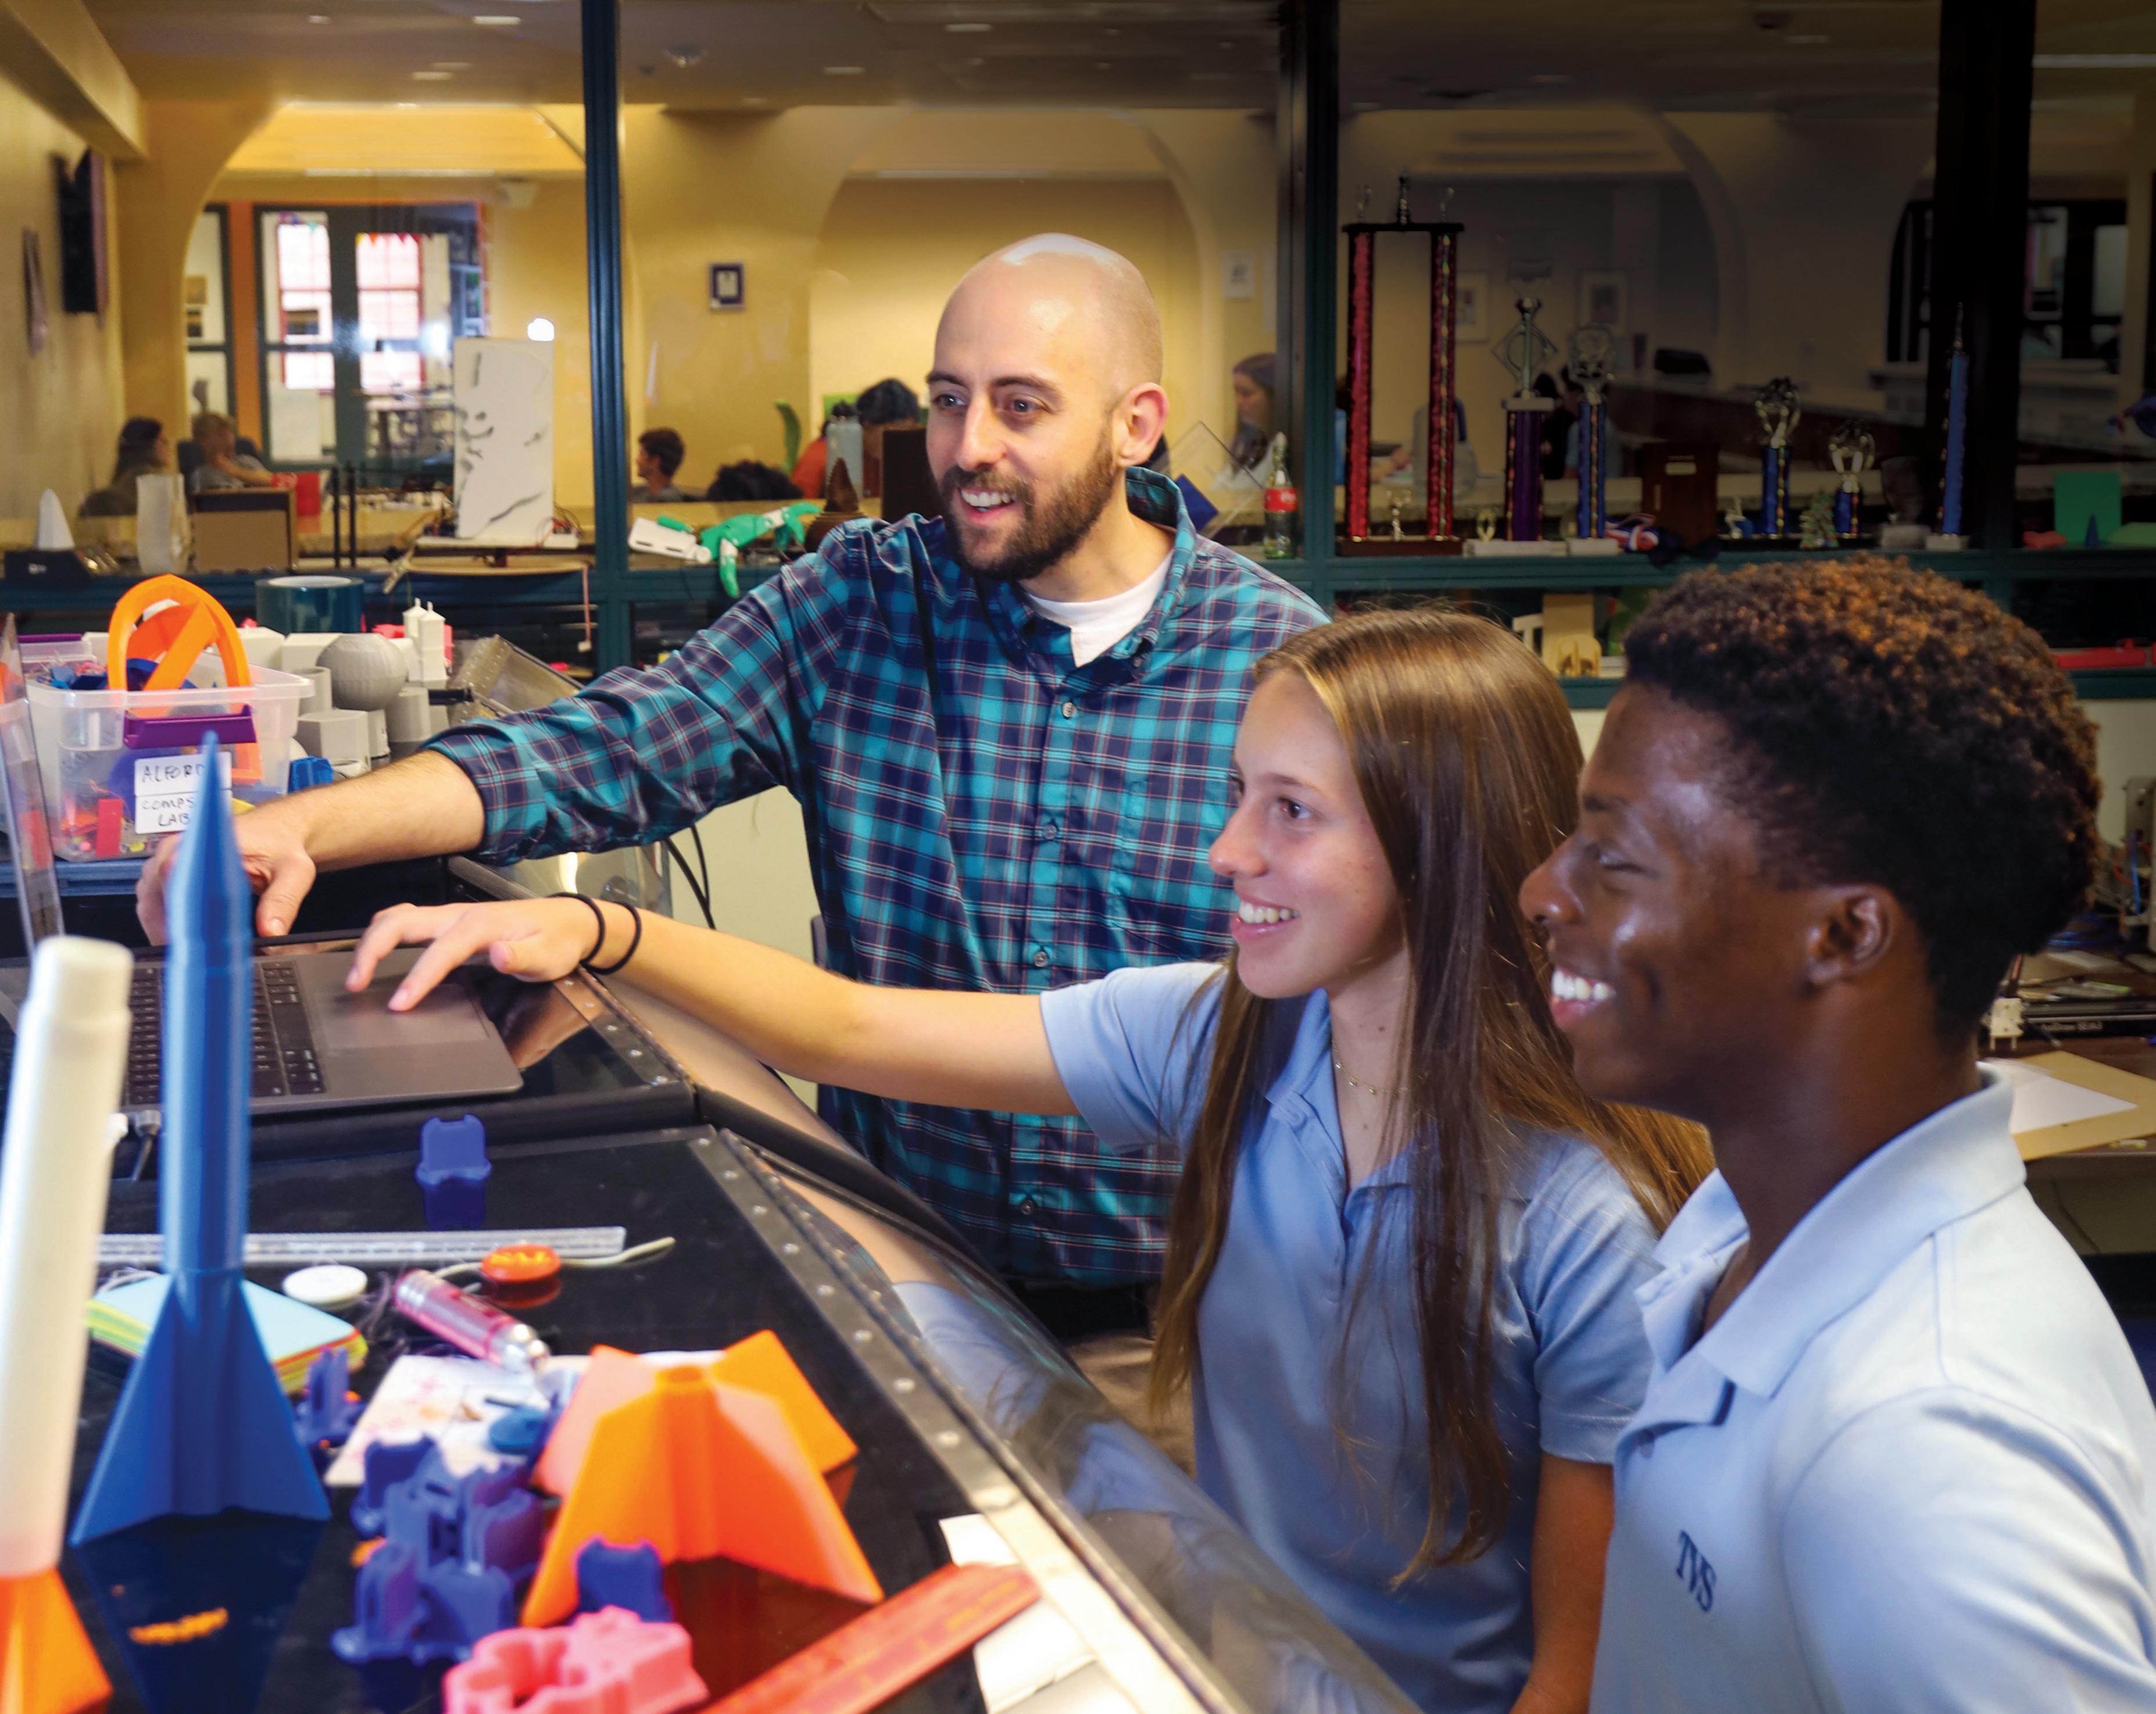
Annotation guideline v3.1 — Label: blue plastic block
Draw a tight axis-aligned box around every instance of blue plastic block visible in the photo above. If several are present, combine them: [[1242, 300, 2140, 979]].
[[294, 1346, 363, 1459], [336, 1442, 544, 1666], [416, 1113, 491, 1188], [72, 741, 329, 1544], [575, 1538, 673, 1622], [351, 1436, 434, 1538], [487, 1404, 556, 1458], [287, 754, 335, 792]]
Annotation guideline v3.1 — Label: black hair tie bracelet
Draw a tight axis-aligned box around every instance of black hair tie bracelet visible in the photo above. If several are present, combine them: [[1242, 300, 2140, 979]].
[[553, 892, 610, 967], [587, 903, 644, 976]]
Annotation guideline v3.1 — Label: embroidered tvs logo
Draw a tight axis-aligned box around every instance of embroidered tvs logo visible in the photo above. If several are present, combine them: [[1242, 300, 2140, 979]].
[[1675, 1531, 1715, 1612]]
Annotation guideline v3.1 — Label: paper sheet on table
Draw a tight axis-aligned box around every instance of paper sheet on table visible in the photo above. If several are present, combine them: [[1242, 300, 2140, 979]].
[[941, 1513, 1096, 1713], [1987, 1058, 2137, 1131]]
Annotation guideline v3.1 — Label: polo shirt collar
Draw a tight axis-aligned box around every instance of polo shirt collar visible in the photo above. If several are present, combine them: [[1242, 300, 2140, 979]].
[[973, 467, 1199, 671], [1260, 987, 1417, 1195], [1653, 1070, 2024, 1401]]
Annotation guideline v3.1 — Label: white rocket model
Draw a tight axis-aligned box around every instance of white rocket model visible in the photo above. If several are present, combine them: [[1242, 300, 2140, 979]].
[[0, 935, 132, 1709]]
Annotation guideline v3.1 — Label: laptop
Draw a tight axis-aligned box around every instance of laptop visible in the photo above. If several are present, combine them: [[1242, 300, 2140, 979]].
[[0, 617, 524, 1119]]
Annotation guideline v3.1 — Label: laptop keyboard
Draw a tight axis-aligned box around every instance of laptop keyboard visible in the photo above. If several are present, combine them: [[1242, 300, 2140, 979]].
[[124, 960, 325, 1110]]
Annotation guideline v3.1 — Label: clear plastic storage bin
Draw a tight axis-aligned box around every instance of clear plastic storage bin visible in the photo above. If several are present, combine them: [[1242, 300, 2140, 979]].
[[27, 666, 312, 860]]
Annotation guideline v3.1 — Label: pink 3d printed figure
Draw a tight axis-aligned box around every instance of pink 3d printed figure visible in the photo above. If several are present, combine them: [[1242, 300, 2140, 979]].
[[442, 1606, 707, 1714]]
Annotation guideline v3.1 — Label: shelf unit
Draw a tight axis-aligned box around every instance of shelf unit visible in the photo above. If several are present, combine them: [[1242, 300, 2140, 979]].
[[5, 543, 2153, 706]]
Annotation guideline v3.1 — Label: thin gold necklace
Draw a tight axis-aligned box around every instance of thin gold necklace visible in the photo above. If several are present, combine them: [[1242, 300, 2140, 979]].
[[1332, 1055, 1401, 1098]]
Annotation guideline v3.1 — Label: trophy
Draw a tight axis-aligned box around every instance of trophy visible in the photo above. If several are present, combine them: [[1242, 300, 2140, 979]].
[[1494, 294, 1558, 542], [1754, 377, 1801, 538], [1828, 421, 1875, 543], [1567, 325, 1615, 542], [1342, 174, 1465, 554]]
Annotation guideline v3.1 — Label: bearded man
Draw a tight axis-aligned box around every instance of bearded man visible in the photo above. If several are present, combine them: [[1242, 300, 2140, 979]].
[[139, 235, 1320, 1346]]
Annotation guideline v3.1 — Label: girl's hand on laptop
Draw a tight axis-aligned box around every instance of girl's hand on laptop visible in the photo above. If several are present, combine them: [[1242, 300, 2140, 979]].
[[348, 899, 606, 1011]]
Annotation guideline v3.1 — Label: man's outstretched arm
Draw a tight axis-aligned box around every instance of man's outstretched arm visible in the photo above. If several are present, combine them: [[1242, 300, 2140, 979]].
[[136, 751, 485, 943]]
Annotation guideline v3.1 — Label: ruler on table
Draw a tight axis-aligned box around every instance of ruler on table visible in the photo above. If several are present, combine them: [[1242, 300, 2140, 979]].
[[710, 1562, 1039, 1714], [96, 1226, 627, 1268]]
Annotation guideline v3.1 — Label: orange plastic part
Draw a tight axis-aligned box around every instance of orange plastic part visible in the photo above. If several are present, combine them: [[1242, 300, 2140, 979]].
[[105, 577, 252, 695], [101, 577, 261, 786], [520, 1366, 884, 1628], [478, 1244, 560, 1287], [0, 1568, 111, 1714], [536, 1334, 854, 1497]]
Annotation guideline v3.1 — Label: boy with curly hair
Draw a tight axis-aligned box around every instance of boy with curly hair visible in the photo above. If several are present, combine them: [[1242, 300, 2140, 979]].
[[1520, 559, 2156, 1709]]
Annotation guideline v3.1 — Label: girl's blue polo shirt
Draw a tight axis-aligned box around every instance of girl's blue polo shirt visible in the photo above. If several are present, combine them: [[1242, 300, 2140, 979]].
[[1038, 961, 1666, 1714]]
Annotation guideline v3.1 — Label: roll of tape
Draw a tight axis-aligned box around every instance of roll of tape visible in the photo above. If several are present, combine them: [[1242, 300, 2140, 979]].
[[259, 574, 362, 636]]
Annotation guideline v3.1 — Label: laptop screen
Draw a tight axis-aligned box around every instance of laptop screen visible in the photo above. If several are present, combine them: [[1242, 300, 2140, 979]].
[[0, 618, 66, 954]]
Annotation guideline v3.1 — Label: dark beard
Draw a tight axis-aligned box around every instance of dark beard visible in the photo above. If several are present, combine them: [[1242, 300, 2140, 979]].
[[939, 437, 1122, 585]]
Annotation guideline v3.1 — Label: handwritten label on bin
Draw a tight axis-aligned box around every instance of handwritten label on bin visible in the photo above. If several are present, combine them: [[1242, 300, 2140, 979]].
[[134, 753, 234, 835]]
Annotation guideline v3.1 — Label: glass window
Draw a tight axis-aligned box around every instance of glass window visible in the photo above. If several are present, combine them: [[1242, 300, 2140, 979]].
[[1337, 0, 1938, 554]]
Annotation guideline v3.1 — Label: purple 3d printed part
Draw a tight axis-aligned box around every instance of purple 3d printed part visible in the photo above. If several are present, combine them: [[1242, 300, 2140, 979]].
[[575, 1538, 671, 1622], [333, 1442, 545, 1668]]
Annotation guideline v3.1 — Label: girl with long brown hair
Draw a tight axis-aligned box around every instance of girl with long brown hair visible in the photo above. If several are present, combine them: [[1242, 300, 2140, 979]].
[[353, 606, 1708, 1713]]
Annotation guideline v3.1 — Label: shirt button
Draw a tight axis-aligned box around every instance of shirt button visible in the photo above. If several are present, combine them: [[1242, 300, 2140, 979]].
[[1060, 699, 1077, 719], [1039, 818, 1058, 838], [1031, 948, 1050, 968], [1018, 1196, 1038, 1217]]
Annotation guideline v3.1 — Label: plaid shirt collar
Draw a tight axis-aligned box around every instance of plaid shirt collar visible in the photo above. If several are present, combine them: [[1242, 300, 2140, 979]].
[[961, 466, 1197, 678]]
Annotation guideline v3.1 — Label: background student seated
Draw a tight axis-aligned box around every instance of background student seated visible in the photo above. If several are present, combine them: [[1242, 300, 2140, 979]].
[[631, 427, 689, 500]]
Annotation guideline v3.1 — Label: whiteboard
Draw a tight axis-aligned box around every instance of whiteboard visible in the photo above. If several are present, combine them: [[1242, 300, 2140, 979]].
[[453, 337, 554, 545]]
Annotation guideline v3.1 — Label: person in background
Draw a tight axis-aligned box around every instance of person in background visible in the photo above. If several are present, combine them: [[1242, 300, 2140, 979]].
[[1521, 561, 2156, 1711], [138, 235, 1324, 1436], [346, 607, 1709, 1714], [631, 427, 689, 501], [80, 417, 170, 517], [187, 411, 277, 494], [1228, 353, 1275, 471], [790, 377, 923, 500]]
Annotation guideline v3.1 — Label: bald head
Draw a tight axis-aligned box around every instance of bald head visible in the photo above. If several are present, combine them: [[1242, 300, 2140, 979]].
[[941, 234, 1163, 402]]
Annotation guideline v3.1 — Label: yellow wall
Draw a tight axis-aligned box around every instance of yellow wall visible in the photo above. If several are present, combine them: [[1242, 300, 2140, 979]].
[[622, 106, 1272, 480], [0, 61, 126, 518], [112, 99, 273, 438]]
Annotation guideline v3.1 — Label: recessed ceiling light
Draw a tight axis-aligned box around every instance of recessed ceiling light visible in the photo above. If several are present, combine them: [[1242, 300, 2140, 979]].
[[412, 69, 453, 80], [824, 65, 864, 74], [473, 15, 522, 25], [664, 45, 705, 67], [742, 95, 767, 105], [525, 317, 555, 342], [308, 13, 330, 22], [945, 21, 991, 31]]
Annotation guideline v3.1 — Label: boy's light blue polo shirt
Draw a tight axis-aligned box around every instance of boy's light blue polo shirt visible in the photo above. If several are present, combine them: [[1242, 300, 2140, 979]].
[[1592, 1072, 2156, 1713], [1039, 961, 1665, 1714]]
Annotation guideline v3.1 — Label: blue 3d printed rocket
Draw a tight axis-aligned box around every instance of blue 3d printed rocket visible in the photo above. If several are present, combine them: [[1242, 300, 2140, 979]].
[[73, 737, 327, 1541]]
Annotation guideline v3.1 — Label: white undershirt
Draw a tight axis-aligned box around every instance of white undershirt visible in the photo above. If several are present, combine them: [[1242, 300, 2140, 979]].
[[1025, 553, 1172, 665]]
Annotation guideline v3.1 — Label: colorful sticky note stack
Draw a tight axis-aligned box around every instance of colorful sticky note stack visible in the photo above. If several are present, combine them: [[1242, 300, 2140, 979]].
[[89, 1276, 365, 1395]]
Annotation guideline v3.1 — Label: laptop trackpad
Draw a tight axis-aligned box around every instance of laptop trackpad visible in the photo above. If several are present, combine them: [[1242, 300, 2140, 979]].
[[295, 948, 524, 1100]]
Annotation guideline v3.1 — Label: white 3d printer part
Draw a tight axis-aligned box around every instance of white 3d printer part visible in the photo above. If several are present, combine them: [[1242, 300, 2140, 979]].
[[627, 517, 713, 564], [299, 708, 370, 778]]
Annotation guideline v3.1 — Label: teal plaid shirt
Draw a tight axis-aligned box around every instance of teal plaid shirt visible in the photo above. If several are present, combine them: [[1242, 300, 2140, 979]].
[[428, 469, 1323, 1282]]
